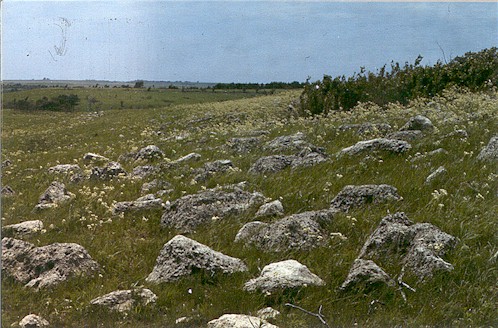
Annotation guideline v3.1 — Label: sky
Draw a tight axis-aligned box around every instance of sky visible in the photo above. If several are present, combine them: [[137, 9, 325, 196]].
[[2, 1, 497, 83]]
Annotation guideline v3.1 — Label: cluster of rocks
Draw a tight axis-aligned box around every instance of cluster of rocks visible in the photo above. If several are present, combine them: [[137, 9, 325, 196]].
[[341, 212, 457, 291]]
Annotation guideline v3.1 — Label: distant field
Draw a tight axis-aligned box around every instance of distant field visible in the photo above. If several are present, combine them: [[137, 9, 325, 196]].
[[2, 87, 285, 111]]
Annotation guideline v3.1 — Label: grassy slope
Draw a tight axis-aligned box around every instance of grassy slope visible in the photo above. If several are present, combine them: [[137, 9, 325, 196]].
[[1, 88, 497, 327]]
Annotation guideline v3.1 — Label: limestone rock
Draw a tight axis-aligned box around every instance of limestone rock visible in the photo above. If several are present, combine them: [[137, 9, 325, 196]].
[[386, 130, 423, 141], [170, 152, 201, 165], [256, 307, 281, 321], [249, 155, 293, 174], [337, 138, 411, 157], [244, 259, 325, 294], [477, 135, 498, 162], [2, 237, 99, 289], [19, 314, 49, 328], [48, 164, 82, 175], [35, 181, 75, 210], [425, 166, 447, 184], [90, 161, 127, 180], [83, 152, 109, 163], [264, 132, 312, 152], [112, 194, 165, 214], [400, 115, 435, 132], [1, 185, 15, 196], [131, 165, 159, 179], [255, 200, 284, 218], [236, 210, 334, 252], [2, 220, 43, 237], [330, 184, 402, 212], [90, 288, 157, 312], [290, 146, 328, 169], [146, 235, 247, 283], [359, 212, 457, 280], [161, 187, 265, 233], [340, 259, 395, 291], [207, 314, 278, 328], [194, 160, 236, 181], [226, 137, 262, 153], [141, 179, 172, 195], [135, 145, 164, 161]]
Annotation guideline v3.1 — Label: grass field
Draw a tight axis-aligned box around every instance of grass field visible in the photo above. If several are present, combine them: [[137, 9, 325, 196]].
[[1, 87, 497, 327], [2, 87, 277, 111]]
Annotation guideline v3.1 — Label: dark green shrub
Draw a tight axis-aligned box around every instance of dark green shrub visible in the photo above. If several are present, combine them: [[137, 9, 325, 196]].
[[300, 47, 498, 116]]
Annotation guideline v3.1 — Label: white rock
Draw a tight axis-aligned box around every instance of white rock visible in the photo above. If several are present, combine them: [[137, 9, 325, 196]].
[[19, 314, 49, 328], [90, 288, 157, 312], [244, 259, 325, 294], [2, 220, 43, 237], [207, 314, 278, 328]]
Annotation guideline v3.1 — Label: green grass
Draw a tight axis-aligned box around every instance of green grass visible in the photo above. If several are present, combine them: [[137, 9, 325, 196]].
[[2, 87, 279, 112], [2, 88, 497, 327]]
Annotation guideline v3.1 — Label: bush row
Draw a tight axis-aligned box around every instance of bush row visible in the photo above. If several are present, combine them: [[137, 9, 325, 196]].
[[7, 94, 80, 112], [300, 47, 498, 115]]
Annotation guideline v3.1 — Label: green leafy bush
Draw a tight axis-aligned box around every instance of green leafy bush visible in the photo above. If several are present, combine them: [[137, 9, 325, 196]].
[[300, 47, 498, 116], [7, 94, 80, 112]]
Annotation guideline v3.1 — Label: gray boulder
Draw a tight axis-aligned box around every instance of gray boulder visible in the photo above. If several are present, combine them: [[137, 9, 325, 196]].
[[146, 235, 247, 283], [161, 187, 265, 233], [112, 194, 165, 214], [194, 159, 235, 181], [135, 145, 164, 161], [35, 181, 75, 210], [19, 314, 49, 328], [340, 259, 395, 291], [359, 212, 457, 280], [141, 179, 172, 195], [2, 237, 100, 289], [90, 161, 127, 180], [264, 132, 312, 152], [2, 220, 43, 237], [477, 135, 498, 162], [90, 288, 157, 312], [290, 146, 328, 169], [207, 314, 278, 328], [255, 200, 284, 218], [400, 115, 435, 132], [244, 259, 325, 294], [235, 210, 334, 252], [226, 137, 262, 153], [248, 155, 293, 174], [337, 138, 411, 157], [330, 184, 402, 212]]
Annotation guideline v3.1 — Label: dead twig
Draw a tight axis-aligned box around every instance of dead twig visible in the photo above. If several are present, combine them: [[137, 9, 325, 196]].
[[285, 303, 331, 328]]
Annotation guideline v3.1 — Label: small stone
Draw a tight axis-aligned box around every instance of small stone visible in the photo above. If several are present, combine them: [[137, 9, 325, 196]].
[[207, 314, 278, 328], [48, 164, 82, 175], [170, 152, 202, 165], [477, 135, 498, 162], [90, 288, 157, 312], [112, 194, 165, 214], [135, 145, 165, 161], [248, 155, 294, 174], [264, 132, 312, 152], [194, 160, 235, 181], [425, 166, 447, 184], [90, 162, 127, 180], [244, 259, 325, 294], [337, 138, 411, 157], [255, 200, 284, 218], [35, 181, 75, 210], [1, 185, 15, 196], [83, 152, 109, 163], [400, 115, 435, 132], [19, 314, 49, 328], [340, 259, 395, 291], [131, 165, 159, 179], [256, 307, 281, 321]]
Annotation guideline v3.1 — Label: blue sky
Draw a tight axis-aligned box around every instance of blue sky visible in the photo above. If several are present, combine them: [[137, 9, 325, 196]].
[[2, 1, 497, 83]]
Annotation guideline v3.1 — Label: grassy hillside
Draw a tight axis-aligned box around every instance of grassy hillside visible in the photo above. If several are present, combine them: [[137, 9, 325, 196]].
[[1, 87, 497, 327]]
